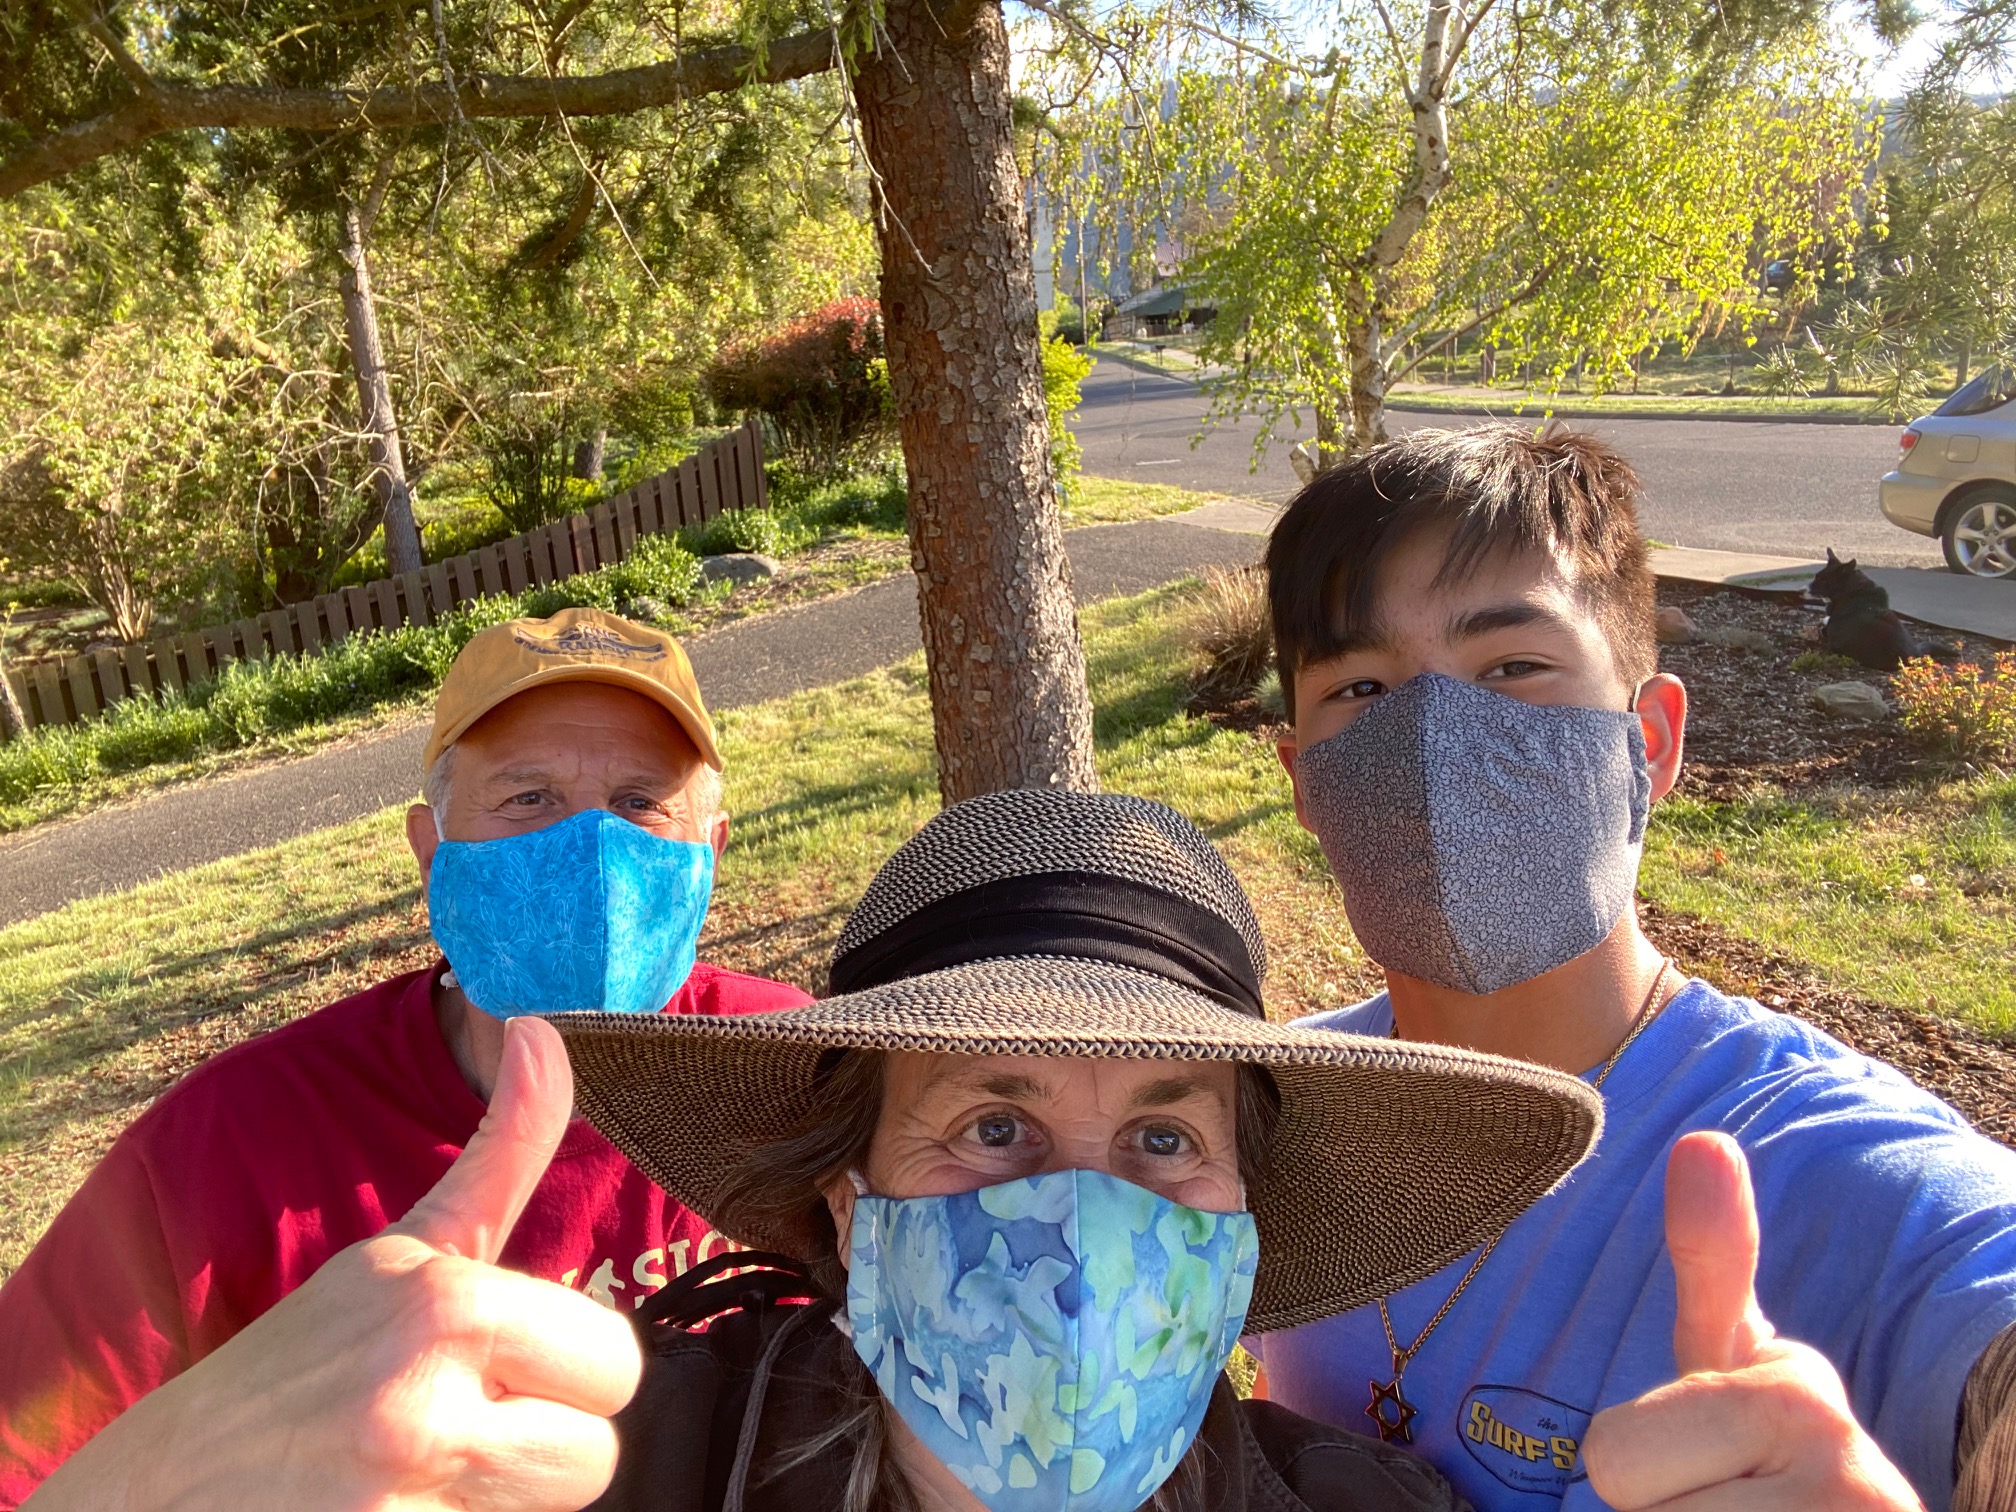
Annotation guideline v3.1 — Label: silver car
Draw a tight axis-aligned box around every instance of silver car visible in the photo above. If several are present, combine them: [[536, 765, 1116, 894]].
[[1879, 364, 2016, 578]]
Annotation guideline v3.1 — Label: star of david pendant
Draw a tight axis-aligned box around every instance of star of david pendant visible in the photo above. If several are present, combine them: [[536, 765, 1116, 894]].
[[1366, 1376, 1418, 1444]]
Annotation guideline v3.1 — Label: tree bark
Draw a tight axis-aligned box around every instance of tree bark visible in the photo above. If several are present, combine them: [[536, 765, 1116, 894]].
[[853, 0, 1098, 801], [337, 205, 425, 578], [573, 428, 608, 480], [1343, 277, 1390, 452]]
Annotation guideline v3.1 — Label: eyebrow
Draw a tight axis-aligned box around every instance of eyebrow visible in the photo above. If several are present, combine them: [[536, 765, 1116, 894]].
[[1445, 601, 1579, 643], [479, 764, 560, 790], [926, 1069, 1224, 1110], [1128, 1074, 1229, 1111]]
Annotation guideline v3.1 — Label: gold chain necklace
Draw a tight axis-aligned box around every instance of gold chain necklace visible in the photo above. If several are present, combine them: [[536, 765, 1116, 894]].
[[1363, 959, 1675, 1446]]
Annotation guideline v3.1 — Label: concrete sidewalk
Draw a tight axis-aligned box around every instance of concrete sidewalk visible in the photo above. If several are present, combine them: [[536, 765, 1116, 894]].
[[0, 515, 1264, 927]]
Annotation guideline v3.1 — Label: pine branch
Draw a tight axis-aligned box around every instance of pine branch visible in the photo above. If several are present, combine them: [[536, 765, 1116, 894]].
[[0, 29, 836, 199]]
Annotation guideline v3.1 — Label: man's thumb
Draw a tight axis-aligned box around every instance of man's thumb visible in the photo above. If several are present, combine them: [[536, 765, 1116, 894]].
[[1666, 1130, 1774, 1376], [394, 1016, 573, 1263]]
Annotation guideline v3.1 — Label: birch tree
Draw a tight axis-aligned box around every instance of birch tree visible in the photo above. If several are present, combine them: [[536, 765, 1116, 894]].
[[1043, 0, 1882, 458]]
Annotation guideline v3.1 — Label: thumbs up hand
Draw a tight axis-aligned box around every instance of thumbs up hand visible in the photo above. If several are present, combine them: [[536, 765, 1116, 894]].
[[1583, 1132, 1924, 1511], [27, 1018, 642, 1512]]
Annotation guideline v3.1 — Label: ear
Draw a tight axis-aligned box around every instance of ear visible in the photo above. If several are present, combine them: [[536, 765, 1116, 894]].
[[1825, 547, 1839, 564], [1634, 674, 1688, 803], [820, 1172, 860, 1278], [708, 809, 730, 862], [406, 803, 442, 899], [1275, 739, 1312, 831]]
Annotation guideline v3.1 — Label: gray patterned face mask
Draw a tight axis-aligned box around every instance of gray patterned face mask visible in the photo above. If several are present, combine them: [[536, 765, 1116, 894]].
[[1295, 673, 1651, 995]]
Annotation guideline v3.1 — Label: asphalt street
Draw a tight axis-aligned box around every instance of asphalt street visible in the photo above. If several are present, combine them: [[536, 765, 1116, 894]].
[[1072, 359, 1943, 568], [0, 516, 1263, 926]]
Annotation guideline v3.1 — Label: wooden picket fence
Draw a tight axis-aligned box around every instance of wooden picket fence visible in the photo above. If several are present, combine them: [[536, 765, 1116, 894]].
[[5, 420, 767, 736]]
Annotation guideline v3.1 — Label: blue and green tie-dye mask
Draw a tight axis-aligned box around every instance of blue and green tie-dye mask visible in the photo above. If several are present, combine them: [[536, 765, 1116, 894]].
[[427, 806, 714, 1019], [844, 1167, 1259, 1512]]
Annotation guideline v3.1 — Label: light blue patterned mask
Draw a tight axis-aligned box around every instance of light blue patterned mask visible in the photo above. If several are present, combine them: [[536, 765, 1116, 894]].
[[427, 807, 714, 1019], [845, 1167, 1259, 1512]]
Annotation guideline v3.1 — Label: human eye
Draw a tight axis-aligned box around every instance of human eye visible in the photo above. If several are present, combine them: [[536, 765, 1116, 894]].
[[1326, 677, 1385, 703], [962, 1110, 1041, 1152], [1481, 658, 1550, 681], [503, 789, 550, 810], [1127, 1120, 1198, 1160]]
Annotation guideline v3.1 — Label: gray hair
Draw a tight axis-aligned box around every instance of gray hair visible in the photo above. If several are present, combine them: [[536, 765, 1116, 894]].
[[421, 744, 723, 830]]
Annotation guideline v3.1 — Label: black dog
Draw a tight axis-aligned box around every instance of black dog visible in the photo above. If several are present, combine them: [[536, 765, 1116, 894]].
[[1809, 549, 1958, 671]]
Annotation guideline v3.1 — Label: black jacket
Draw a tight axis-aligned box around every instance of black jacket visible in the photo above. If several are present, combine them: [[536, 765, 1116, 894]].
[[588, 1256, 1469, 1512]]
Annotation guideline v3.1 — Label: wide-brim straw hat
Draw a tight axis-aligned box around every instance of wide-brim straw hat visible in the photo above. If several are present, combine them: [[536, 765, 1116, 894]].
[[556, 790, 1603, 1334]]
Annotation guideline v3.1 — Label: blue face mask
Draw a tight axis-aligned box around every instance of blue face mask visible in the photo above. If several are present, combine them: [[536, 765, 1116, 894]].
[[427, 806, 714, 1019], [845, 1167, 1258, 1512]]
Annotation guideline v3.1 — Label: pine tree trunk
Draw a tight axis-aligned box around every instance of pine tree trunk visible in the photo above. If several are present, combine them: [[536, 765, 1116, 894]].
[[338, 206, 424, 578], [573, 428, 608, 481], [852, 0, 1098, 802]]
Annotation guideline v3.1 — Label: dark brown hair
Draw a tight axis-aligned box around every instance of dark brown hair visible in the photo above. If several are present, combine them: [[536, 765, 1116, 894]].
[[1265, 426, 1657, 720]]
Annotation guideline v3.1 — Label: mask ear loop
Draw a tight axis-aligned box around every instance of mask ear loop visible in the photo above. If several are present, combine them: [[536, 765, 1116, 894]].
[[827, 1170, 875, 1340]]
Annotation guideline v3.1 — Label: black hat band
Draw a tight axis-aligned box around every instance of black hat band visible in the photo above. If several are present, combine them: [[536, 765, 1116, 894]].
[[826, 871, 1265, 1018]]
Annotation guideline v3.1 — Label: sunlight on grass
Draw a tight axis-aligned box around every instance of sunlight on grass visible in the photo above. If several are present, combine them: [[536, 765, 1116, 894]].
[[1066, 475, 1234, 523], [1641, 778, 2016, 1032]]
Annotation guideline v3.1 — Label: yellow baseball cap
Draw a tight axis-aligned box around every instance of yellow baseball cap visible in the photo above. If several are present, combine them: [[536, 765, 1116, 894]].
[[423, 607, 720, 772]]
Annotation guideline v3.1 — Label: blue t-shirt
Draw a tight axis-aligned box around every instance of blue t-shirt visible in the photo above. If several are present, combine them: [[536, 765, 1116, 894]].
[[1253, 979, 2016, 1512]]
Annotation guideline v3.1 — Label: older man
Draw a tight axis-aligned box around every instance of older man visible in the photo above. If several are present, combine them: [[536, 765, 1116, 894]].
[[0, 607, 810, 1508]]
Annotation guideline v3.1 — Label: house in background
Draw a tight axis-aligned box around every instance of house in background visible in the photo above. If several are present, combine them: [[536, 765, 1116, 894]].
[[1102, 283, 1217, 339]]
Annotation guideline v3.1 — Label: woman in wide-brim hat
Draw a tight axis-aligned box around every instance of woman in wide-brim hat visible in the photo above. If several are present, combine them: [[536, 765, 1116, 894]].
[[558, 790, 1602, 1512]]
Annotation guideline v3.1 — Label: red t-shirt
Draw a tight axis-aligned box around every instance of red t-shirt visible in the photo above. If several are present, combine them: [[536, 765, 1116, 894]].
[[0, 959, 809, 1508]]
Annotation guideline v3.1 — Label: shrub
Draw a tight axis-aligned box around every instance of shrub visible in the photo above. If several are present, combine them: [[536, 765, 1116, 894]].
[[1041, 334, 1094, 498], [1893, 652, 2016, 765], [706, 299, 895, 475], [772, 465, 908, 539], [1190, 567, 1273, 698], [685, 505, 797, 558]]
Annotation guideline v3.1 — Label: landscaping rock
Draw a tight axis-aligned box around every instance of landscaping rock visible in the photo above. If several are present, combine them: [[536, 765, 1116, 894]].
[[1704, 624, 1776, 654], [1655, 606, 1699, 645], [700, 552, 783, 588], [1811, 681, 1890, 721]]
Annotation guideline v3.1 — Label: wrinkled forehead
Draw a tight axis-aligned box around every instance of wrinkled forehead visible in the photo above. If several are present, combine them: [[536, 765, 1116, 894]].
[[881, 1050, 1240, 1124], [455, 682, 704, 775]]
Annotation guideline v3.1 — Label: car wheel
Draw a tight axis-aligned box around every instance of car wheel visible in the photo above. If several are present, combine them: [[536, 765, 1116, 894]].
[[1941, 487, 2016, 578]]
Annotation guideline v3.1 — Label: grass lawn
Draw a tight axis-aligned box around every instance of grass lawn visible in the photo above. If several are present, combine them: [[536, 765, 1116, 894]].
[[1642, 778, 2016, 1028], [7, 579, 2005, 1276]]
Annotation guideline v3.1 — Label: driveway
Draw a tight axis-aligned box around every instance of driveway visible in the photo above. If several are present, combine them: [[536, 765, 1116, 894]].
[[1072, 360, 1942, 568]]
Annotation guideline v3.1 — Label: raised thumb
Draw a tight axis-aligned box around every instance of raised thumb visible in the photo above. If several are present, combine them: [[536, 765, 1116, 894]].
[[1666, 1130, 1774, 1376], [393, 1016, 574, 1264]]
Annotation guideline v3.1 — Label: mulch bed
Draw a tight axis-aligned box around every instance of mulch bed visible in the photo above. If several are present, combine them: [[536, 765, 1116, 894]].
[[1654, 580, 2006, 800], [1186, 580, 2016, 1141]]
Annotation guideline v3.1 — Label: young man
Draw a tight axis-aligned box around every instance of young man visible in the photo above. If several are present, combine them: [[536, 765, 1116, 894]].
[[0, 607, 811, 1508], [1256, 426, 2016, 1512]]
